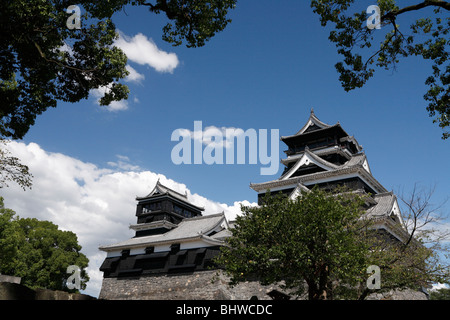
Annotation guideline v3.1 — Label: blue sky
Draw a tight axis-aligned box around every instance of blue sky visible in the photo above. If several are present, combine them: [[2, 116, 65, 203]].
[[2, 0, 449, 297], [25, 0, 449, 204]]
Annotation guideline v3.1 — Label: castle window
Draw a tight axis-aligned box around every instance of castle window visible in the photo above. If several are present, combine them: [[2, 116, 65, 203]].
[[173, 205, 183, 215], [145, 202, 162, 212], [390, 212, 397, 223], [170, 243, 180, 254], [121, 249, 130, 258]]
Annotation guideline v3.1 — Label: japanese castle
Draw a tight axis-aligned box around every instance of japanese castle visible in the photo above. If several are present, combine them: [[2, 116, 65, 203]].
[[98, 180, 230, 279], [250, 109, 405, 239], [97, 110, 409, 300]]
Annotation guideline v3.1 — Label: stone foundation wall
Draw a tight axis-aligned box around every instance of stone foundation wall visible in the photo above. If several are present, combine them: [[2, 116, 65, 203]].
[[99, 270, 282, 300], [99, 270, 429, 300], [366, 289, 428, 300]]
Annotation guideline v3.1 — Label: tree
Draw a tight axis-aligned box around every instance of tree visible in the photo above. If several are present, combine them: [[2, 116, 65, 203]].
[[215, 187, 371, 300], [215, 186, 450, 300], [357, 183, 449, 299], [393, 183, 450, 296], [0, 197, 89, 292], [310, 0, 449, 139], [0, 0, 236, 139], [0, 140, 32, 190], [430, 285, 450, 299], [124, 0, 237, 48]]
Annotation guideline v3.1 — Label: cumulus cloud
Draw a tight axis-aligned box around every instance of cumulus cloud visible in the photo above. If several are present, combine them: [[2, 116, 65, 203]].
[[1, 141, 252, 298], [431, 283, 450, 292], [176, 123, 247, 149], [125, 64, 145, 83], [90, 31, 178, 112], [91, 85, 129, 112], [107, 154, 142, 171], [114, 32, 179, 73]]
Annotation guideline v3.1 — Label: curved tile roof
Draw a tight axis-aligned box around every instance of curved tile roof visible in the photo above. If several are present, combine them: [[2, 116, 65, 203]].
[[99, 213, 226, 251]]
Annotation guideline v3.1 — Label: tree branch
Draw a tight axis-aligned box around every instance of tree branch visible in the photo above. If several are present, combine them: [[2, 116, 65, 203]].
[[33, 41, 96, 74], [383, 1, 450, 22]]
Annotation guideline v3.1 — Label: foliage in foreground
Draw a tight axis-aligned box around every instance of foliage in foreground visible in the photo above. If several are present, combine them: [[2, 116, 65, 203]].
[[0, 197, 89, 292], [310, 0, 449, 139], [215, 187, 449, 300]]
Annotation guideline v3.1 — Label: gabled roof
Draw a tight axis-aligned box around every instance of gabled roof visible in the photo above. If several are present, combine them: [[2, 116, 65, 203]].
[[136, 179, 187, 201], [280, 148, 339, 180], [136, 179, 205, 211], [280, 110, 363, 153], [362, 192, 408, 242], [341, 153, 367, 170], [364, 192, 403, 225], [250, 163, 388, 194], [294, 108, 332, 135], [339, 135, 363, 153], [281, 145, 352, 165], [288, 183, 310, 199], [364, 192, 395, 218], [280, 150, 370, 181], [280, 123, 349, 144], [99, 213, 227, 251], [280, 109, 345, 140]]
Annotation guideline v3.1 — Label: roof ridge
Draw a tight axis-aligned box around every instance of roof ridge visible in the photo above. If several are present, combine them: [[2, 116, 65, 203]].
[[295, 110, 332, 135], [279, 149, 339, 180], [281, 123, 341, 140], [251, 166, 388, 194], [156, 180, 188, 199], [373, 191, 394, 197], [183, 212, 225, 221], [341, 152, 366, 168], [305, 148, 339, 169]]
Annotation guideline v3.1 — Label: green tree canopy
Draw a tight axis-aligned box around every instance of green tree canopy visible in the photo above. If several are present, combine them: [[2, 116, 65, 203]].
[[430, 285, 450, 299], [215, 187, 371, 300], [215, 187, 450, 300], [310, 0, 449, 139], [0, 197, 89, 292], [0, 0, 236, 139]]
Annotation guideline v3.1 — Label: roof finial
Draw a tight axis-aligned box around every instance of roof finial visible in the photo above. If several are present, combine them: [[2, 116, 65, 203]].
[[310, 107, 314, 115]]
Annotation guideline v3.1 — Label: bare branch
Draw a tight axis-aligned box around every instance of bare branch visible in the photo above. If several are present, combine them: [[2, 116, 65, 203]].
[[0, 140, 33, 190], [397, 183, 449, 246], [383, 1, 450, 22]]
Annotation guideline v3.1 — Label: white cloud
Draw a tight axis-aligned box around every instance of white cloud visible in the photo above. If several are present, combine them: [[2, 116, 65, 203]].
[[107, 154, 141, 171], [1, 141, 252, 298], [89, 32, 179, 112], [431, 283, 450, 291], [115, 32, 179, 73], [182, 125, 247, 149], [125, 64, 145, 83], [91, 85, 129, 112]]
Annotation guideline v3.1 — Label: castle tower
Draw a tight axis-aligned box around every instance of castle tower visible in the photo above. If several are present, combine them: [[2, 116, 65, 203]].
[[97, 111, 421, 300], [250, 109, 406, 241], [97, 181, 231, 299], [132, 179, 204, 237]]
